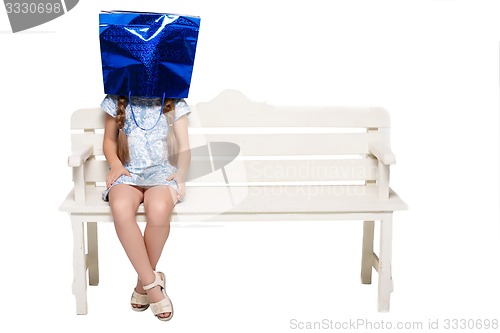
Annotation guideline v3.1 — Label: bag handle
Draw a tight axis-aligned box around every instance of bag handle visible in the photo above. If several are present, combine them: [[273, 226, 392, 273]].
[[129, 91, 166, 131]]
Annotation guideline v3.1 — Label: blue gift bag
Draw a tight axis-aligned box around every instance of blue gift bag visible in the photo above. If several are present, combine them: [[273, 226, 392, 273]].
[[99, 11, 200, 98]]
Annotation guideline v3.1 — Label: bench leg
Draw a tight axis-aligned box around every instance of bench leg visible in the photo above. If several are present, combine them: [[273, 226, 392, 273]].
[[87, 222, 99, 286], [72, 218, 88, 315], [378, 213, 393, 312], [360, 220, 375, 284]]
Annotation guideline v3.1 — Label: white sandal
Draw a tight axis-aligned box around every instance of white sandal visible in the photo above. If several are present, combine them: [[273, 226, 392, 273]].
[[130, 289, 149, 312], [143, 271, 174, 321]]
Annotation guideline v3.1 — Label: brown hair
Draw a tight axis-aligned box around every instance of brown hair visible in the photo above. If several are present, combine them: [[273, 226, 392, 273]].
[[115, 96, 177, 165]]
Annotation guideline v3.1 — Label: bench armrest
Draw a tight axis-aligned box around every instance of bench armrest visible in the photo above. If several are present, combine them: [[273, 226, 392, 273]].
[[68, 144, 94, 167], [369, 142, 396, 165]]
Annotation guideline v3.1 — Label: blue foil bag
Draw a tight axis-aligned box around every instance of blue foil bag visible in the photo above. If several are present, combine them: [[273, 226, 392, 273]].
[[99, 11, 200, 98]]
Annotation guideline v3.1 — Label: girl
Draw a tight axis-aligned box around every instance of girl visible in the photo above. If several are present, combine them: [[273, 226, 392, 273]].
[[101, 94, 191, 321]]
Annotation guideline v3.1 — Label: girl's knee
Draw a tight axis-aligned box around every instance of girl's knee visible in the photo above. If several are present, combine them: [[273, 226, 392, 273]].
[[108, 186, 143, 221], [109, 201, 137, 223], [145, 203, 172, 226], [109, 197, 128, 212], [143, 186, 175, 224]]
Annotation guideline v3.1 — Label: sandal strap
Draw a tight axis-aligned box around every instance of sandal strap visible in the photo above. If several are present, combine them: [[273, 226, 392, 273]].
[[143, 271, 165, 291], [151, 296, 173, 316], [131, 290, 149, 305]]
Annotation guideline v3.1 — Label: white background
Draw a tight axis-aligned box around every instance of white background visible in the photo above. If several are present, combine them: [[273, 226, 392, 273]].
[[1, 0, 499, 332]]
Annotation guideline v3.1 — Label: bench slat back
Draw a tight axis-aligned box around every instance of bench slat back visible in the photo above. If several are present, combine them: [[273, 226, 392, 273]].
[[81, 158, 378, 184], [72, 132, 388, 157], [70, 90, 391, 186], [192, 90, 390, 128]]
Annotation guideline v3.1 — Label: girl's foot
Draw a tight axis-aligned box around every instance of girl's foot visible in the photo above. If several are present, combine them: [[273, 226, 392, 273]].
[[143, 272, 173, 321], [131, 281, 149, 311]]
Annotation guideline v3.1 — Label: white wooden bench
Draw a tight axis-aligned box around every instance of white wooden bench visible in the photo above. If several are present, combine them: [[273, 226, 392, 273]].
[[59, 89, 407, 314]]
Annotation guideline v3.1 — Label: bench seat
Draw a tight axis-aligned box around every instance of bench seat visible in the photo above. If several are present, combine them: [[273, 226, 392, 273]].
[[61, 185, 407, 217]]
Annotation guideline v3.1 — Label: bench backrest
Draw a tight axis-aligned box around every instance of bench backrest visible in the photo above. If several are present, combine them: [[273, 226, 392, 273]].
[[70, 90, 392, 199]]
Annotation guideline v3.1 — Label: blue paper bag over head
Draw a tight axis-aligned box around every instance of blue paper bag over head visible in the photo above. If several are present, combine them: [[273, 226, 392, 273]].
[[99, 11, 200, 98]]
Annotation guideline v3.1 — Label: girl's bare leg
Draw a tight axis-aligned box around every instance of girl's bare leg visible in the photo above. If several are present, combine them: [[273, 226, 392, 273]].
[[108, 185, 157, 301], [144, 186, 177, 269], [136, 185, 178, 318]]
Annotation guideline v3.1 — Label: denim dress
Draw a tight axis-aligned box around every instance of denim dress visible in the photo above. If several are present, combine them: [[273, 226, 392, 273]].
[[100, 95, 190, 201]]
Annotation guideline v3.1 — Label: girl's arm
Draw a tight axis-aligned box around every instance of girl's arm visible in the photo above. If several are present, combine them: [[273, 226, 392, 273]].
[[103, 114, 130, 188], [168, 114, 191, 200]]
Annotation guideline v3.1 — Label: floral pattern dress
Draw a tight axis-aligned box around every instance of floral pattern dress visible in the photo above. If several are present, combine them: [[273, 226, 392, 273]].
[[100, 95, 190, 201]]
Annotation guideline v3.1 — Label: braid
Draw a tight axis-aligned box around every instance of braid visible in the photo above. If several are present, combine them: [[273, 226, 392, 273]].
[[162, 99, 174, 114], [116, 95, 130, 163], [163, 99, 178, 166]]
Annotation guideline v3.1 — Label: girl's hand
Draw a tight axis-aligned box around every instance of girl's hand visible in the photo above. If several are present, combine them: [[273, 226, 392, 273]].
[[166, 172, 186, 201], [106, 163, 131, 188]]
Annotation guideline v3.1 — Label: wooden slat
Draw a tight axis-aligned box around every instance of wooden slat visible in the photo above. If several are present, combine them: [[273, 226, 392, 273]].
[[72, 132, 389, 157], [378, 213, 393, 312], [192, 158, 378, 182], [200, 132, 389, 156], [83, 160, 108, 182], [170, 212, 389, 223], [86, 222, 99, 286], [60, 185, 408, 214], [68, 212, 391, 223], [245, 159, 377, 182], [203, 186, 406, 213], [83, 158, 378, 183], [71, 133, 212, 156], [71, 108, 105, 130], [70, 91, 391, 130], [72, 133, 104, 155], [192, 90, 391, 128], [361, 220, 375, 284], [71, 218, 88, 314]]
